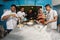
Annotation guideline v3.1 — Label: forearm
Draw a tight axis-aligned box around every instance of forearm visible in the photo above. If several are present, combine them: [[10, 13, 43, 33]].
[[2, 15, 10, 20], [48, 19, 57, 23], [47, 16, 58, 23]]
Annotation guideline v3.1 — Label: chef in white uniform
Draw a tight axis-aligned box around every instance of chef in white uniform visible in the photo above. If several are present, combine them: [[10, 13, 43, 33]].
[[17, 7, 26, 22], [45, 4, 58, 30], [1, 5, 18, 33]]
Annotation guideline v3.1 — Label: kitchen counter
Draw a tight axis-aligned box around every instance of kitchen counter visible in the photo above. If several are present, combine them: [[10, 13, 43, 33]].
[[1, 24, 60, 40]]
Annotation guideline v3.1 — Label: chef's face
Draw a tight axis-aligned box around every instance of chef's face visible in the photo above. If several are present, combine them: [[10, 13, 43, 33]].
[[20, 8, 24, 12], [38, 8, 43, 14], [11, 6, 16, 12], [45, 6, 51, 12], [29, 10, 32, 13]]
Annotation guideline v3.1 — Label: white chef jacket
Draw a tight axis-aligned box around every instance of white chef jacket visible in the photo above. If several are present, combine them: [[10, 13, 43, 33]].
[[17, 11, 26, 20], [1, 10, 18, 29], [46, 9, 58, 29]]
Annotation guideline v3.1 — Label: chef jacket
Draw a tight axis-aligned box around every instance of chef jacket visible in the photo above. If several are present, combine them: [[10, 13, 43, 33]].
[[46, 9, 58, 29], [17, 11, 26, 20], [1, 10, 18, 29]]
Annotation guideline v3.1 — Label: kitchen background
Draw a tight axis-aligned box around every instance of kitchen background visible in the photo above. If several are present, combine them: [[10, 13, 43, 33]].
[[0, 0, 60, 29]]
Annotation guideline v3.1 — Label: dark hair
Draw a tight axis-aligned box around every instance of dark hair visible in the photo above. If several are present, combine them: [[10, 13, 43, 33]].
[[45, 4, 51, 8], [20, 7, 24, 9], [11, 4, 16, 8]]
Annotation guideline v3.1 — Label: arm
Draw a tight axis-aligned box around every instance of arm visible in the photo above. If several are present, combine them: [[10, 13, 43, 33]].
[[2, 15, 10, 20], [37, 14, 45, 19], [12, 14, 18, 18], [2, 14, 17, 20], [45, 10, 58, 24], [1, 11, 10, 20], [46, 16, 58, 23]]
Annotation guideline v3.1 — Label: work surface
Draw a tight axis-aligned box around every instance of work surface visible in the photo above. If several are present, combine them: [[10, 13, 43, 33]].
[[1, 24, 60, 40]]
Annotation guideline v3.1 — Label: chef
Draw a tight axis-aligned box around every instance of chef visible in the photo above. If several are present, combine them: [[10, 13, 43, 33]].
[[45, 4, 58, 30], [1, 4, 18, 33], [37, 8, 46, 24], [17, 7, 26, 22]]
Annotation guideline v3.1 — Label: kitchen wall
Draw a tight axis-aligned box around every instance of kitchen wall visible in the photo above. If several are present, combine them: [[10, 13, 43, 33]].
[[52, 0, 60, 6], [53, 5, 60, 24]]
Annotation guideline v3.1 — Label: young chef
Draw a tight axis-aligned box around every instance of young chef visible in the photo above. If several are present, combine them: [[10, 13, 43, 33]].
[[17, 7, 26, 22], [45, 4, 58, 30], [37, 8, 46, 24], [26, 9, 35, 20], [1, 4, 18, 33]]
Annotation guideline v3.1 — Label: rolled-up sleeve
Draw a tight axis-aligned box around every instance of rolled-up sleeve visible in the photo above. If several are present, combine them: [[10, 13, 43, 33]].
[[1, 12, 6, 20], [1, 11, 9, 20], [53, 10, 58, 17]]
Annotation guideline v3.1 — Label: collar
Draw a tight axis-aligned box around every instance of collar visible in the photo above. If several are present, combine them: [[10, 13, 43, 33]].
[[47, 9, 53, 14], [10, 10, 16, 13]]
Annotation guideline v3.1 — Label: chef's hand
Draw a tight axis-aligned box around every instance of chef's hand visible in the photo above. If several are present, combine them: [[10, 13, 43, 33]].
[[36, 21, 40, 24], [44, 21, 50, 25], [11, 14, 17, 17], [44, 20, 51, 24], [44, 22, 48, 24]]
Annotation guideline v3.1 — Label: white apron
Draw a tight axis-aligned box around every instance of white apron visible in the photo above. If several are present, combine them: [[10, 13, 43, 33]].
[[1, 10, 18, 29], [46, 9, 58, 29]]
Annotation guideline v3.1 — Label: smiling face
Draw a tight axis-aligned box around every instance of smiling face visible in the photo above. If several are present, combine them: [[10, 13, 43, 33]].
[[38, 8, 43, 14], [11, 6, 16, 12], [20, 8, 24, 12], [45, 6, 51, 12]]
